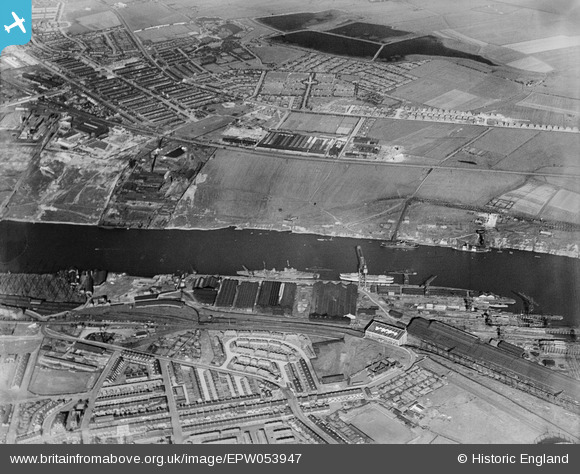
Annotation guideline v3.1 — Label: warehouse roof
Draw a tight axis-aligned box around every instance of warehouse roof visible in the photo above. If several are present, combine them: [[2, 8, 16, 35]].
[[366, 320, 406, 340], [407, 318, 580, 403]]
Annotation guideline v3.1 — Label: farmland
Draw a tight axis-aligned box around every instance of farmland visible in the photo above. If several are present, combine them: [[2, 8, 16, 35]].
[[491, 132, 580, 173], [390, 59, 522, 110], [416, 168, 523, 207], [517, 92, 580, 116]]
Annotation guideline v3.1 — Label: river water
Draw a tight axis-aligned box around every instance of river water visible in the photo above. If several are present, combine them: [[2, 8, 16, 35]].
[[1, 220, 578, 326]]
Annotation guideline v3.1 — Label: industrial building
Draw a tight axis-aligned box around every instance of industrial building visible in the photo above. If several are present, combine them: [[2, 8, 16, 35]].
[[407, 317, 580, 411], [365, 320, 407, 346]]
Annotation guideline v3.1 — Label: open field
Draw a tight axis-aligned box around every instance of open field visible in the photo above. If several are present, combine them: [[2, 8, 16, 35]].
[[64, 1, 111, 22], [420, 357, 580, 442], [391, 59, 521, 109], [506, 56, 553, 73], [492, 178, 580, 224], [76, 11, 121, 31], [541, 189, 580, 225], [416, 168, 524, 206], [0, 137, 35, 211], [449, 8, 578, 46], [506, 35, 580, 55], [421, 381, 540, 443], [470, 128, 538, 156], [492, 131, 580, 172], [174, 116, 237, 139], [281, 112, 358, 135], [535, 46, 580, 74], [367, 119, 485, 161], [256, 10, 343, 32], [120, 1, 190, 31], [0, 338, 41, 355], [424, 90, 496, 110], [249, 45, 305, 66], [136, 24, 198, 43], [343, 404, 416, 444], [517, 92, 580, 116], [28, 367, 97, 395], [168, 148, 424, 229], [2, 150, 128, 225], [494, 180, 558, 216]]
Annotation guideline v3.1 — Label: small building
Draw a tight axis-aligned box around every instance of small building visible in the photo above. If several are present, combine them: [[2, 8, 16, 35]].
[[321, 374, 345, 384], [365, 320, 407, 346], [163, 147, 186, 160]]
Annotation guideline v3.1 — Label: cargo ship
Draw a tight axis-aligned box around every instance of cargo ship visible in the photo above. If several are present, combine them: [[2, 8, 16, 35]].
[[454, 242, 491, 253], [237, 265, 319, 280], [340, 273, 395, 284], [380, 240, 419, 250]]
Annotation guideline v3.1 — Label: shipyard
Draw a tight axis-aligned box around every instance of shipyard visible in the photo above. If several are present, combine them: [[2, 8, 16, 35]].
[[0, 238, 579, 445]]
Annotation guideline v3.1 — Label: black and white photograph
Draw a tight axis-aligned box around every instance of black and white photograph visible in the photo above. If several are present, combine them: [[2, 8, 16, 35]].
[[0, 0, 579, 464]]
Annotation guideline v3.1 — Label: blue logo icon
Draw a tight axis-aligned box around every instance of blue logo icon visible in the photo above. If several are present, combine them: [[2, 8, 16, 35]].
[[1, 1, 32, 55]]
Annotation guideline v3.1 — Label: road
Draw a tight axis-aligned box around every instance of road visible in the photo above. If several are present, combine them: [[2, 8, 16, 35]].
[[159, 359, 184, 443], [40, 322, 349, 443], [281, 387, 338, 444], [79, 349, 122, 443]]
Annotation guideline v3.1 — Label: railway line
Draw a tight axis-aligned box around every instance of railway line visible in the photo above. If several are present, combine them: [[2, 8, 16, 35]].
[[45, 303, 364, 338]]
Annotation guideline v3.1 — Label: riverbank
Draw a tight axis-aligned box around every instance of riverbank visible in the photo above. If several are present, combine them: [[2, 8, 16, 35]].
[[1, 220, 579, 326], [3, 209, 579, 261]]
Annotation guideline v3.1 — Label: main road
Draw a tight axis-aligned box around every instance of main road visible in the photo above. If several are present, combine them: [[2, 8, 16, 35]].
[[41, 324, 338, 443]]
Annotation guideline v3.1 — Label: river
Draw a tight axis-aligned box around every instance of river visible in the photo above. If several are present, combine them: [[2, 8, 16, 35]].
[[1, 220, 578, 326]]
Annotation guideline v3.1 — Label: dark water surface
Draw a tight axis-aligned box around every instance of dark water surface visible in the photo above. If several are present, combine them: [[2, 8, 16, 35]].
[[1, 220, 578, 326], [328, 22, 409, 42], [271, 31, 494, 65], [272, 31, 380, 58], [257, 11, 338, 32]]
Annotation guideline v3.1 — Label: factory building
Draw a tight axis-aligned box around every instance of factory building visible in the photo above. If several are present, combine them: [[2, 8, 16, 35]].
[[365, 320, 407, 346]]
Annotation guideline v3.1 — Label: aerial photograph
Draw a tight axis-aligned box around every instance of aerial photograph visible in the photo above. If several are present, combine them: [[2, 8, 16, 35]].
[[0, 0, 579, 447]]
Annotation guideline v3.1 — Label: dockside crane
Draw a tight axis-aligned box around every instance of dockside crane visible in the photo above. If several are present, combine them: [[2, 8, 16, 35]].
[[356, 245, 368, 287], [421, 275, 438, 296], [514, 291, 538, 315]]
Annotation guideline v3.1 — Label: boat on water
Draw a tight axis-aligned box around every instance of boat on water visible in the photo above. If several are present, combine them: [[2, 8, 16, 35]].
[[340, 273, 395, 284], [455, 242, 491, 253], [380, 240, 419, 250], [237, 265, 319, 280], [472, 293, 516, 308]]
